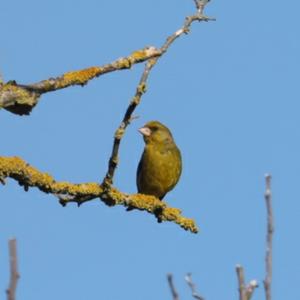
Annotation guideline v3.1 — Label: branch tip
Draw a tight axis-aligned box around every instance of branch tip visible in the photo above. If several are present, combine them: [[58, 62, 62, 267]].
[[6, 238, 20, 300], [264, 173, 274, 300], [185, 273, 205, 300], [167, 274, 179, 300]]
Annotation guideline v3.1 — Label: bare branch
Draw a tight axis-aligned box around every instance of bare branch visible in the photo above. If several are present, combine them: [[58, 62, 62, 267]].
[[6, 238, 20, 300], [185, 273, 205, 300], [102, 63, 150, 188], [235, 265, 258, 300], [245, 280, 259, 300], [264, 174, 274, 300], [0, 156, 198, 233], [193, 0, 211, 15], [236, 265, 246, 300], [167, 274, 179, 300]]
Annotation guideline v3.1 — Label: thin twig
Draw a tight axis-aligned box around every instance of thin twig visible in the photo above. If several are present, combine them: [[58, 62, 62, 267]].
[[236, 265, 246, 300], [185, 273, 205, 300], [103, 0, 214, 187], [235, 174, 275, 300], [264, 174, 274, 300], [245, 280, 259, 300], [6, 238, 20, 300], [167, 274, 179, 300], [193, 0, 210, 15], [102, 61, 151, 187], [236, 265, 258, 300]]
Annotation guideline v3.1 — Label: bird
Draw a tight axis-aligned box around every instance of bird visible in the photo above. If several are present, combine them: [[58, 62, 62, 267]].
[[137, 121, 182, 200]]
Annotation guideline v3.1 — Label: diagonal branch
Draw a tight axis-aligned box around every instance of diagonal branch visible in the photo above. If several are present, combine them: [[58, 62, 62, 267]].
[[103, 0, 215, 187], [185, 273, 205, 300], [102, 60, 151, 187], [0, 156, 198, 233], [167, 274, 180, 300], [0, 47, 161, 115]]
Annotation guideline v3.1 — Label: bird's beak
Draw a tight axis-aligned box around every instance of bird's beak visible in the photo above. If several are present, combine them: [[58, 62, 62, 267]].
[[138, 126, 151, 137]]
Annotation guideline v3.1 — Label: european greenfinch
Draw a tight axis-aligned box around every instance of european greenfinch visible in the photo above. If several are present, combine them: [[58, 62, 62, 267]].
[[137, 121, 182, 200]]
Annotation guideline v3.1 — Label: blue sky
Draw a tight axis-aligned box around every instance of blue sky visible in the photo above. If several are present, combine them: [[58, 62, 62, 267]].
[[1, 0, 299, 299]]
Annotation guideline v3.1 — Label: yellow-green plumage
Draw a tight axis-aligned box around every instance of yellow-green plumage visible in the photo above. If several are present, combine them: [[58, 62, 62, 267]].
[[137, 121, 182, 200]]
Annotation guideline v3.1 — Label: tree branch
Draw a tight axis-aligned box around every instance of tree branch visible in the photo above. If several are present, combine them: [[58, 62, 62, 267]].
[[167, 274, 179, 300], [0, 47, 161, 115], [6, 238, 20, 300], [236, 265, 246, 300], [102, 0, 215, 187], [264, 174, 274, 300], [235, 174, 275, 300], [1, 1, 214, 234], [193, 0, 210, 14], [1, 0, 215, 117], [236, 265, 258, 300], [185, 273, 205, 300], [0, 156, 198, 233]]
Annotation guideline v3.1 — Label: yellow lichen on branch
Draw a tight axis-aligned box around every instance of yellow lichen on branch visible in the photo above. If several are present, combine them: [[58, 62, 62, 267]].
[[62, 67, 102, 87], [0, 156, 198, 233], [0, 47, 161, 115], [0, 82, 41, 115]]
